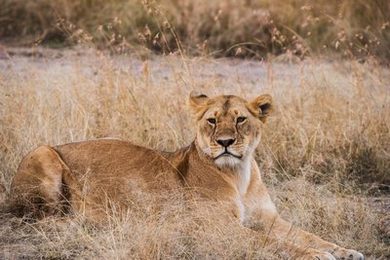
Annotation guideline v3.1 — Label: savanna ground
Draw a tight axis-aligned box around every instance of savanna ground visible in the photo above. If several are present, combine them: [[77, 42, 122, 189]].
[[0, 46, 389, 259], [0, 0, 390, 259]]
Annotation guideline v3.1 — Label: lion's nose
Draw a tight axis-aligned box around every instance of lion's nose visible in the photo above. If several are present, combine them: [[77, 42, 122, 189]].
[[217, 138, 236, 148]]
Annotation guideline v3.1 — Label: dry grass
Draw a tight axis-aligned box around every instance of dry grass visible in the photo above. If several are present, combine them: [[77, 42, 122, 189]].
[[0, 47, 389, 258], [1, 0, 389, 61]]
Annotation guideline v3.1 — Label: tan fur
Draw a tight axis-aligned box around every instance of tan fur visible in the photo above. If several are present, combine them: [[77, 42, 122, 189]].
[[10, 93, 364, 259]]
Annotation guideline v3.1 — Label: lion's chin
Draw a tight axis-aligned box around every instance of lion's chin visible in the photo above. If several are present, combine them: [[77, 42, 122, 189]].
[[214, 154, 242, 168]]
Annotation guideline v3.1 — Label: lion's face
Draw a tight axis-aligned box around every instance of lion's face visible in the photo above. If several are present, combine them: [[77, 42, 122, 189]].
[[189, 92, 273, 168]]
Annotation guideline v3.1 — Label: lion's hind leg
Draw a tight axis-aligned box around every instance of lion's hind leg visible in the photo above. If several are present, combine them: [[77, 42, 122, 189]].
[[10, 145, 71, 218]]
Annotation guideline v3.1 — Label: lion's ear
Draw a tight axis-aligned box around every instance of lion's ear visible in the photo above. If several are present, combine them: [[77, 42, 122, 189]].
[[188, 91, 209, 118], [248, 94, 273, 123]]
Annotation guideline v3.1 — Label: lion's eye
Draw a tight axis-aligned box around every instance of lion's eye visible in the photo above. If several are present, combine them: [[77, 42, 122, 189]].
[[237, 116, 247, 123], [207, 118, 216, 125]]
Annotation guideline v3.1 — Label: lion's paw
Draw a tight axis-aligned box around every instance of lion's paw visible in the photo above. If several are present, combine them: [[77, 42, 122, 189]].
[[297, 250, 336, 260], [331, 248, 364, 260]]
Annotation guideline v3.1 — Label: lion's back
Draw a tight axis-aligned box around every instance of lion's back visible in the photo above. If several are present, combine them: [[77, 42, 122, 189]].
[[54, 139, 181, 191]]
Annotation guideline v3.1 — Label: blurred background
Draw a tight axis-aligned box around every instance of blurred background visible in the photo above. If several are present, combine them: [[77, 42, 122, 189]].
[[1, 0, 389, 62]]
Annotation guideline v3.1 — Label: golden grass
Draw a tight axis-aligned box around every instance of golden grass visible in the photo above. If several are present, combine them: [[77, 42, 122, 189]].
[[1, 0, 389, 61], [0, 47, 389, 258]]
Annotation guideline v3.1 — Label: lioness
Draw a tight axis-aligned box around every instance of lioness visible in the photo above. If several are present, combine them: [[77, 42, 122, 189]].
[[10, 92, 364, 259]]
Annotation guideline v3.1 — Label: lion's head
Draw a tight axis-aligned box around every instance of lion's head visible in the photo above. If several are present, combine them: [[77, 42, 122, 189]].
[[189, 92, 273, 168]]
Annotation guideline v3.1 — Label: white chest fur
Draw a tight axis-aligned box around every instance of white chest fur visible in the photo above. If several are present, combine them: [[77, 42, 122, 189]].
[[234, 159, 277, 222], [234, 159, 251, 221], [236, 159, 251, 196]]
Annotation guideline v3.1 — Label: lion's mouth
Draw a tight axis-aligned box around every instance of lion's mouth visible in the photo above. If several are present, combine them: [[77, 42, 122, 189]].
[[214, 149, 242, 160]]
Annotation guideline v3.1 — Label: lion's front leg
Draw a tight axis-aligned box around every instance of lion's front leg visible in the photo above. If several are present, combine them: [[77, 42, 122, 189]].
[[253, 212, 364, 260]]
